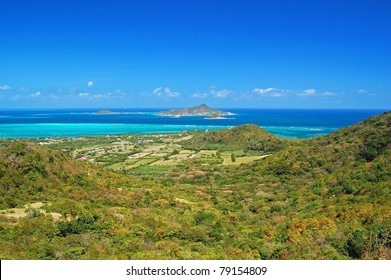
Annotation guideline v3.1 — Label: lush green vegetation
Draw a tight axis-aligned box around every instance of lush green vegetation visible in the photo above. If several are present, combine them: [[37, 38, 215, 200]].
[[0, 112, 390, 259]]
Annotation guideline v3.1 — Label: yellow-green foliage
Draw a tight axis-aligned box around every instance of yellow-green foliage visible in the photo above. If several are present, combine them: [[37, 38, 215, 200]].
[[0, 112, 390, 260]]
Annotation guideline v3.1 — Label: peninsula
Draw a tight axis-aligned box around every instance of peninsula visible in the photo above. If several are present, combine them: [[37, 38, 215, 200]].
[[158, 103, 231, 117]]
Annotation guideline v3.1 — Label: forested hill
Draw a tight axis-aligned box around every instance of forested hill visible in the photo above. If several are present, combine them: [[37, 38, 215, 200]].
[[0, 141, 149, 209], [255, 110, 391, 179], [212, 111, 391, 259], [311, 110, 390, 162], [185, 124, 287, 152]]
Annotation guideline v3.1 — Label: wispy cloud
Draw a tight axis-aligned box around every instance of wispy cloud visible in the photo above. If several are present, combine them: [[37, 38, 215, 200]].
[[191, 88, 233, 99], [165, 88, 180, 97], [20, 87, 30, 91], [298, 88, 317, 96], [253, 87, 337, 98], [253, 88, 284, 97], [31, 91, 41, 97], [152, 87, 180, 98], [49, 95, 60, 100], [319, 91, 337, 96], [114, 89, 132, 98], [0, 85, 12, 91], [152, 87, 162, 96], [77, 91, 131, 101], [358, 89, 368, 94], [191, 93, 208, 98], [210, 89, 232, 98], [356, 89, 376, 96]]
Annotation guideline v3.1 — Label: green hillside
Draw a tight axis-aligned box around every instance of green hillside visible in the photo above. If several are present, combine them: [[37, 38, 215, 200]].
[[0, 112, 390, 260], [210, 111, 391, 259]]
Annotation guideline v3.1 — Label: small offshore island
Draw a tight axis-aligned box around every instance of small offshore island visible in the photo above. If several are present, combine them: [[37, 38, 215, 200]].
[[95, 110, 122, 115], [158, 103, 232, 118], [94, 110, 142, 115]]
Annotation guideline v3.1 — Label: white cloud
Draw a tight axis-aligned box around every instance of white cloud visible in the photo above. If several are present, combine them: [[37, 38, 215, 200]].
[[87, 81, 94, 87], [152, 87, 180, 98], [320, 91, 337, 96], [79, 92, 110, 100], [191, 93, 208, 98], [253, 87, 337, 98], [298, 89, 317, 96], [191, 88, 232, 99], [153, 87, 163, 96], [31, 91, 41, 97], [304, 88, 316, 95], [253, 88, 278, 94], [0, 85, 12, 91], [253, 88, 284, 97], [209, 89, 232, 98], [165, 87, 180, 97]]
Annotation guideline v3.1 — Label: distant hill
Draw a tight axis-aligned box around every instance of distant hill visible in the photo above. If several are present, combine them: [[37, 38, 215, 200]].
[[158, 103, 231, 117], [184, 123, 287, 152]]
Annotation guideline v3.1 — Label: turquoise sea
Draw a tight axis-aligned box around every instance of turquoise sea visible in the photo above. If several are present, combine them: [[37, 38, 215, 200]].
[[0, 108, 387, 139]]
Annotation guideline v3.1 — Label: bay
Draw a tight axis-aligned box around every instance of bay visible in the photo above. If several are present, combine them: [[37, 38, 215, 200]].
[[0, 108, 387, 138]]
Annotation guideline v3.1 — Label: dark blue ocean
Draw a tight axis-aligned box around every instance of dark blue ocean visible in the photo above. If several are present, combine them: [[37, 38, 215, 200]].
[[0, 108, 387, 138]]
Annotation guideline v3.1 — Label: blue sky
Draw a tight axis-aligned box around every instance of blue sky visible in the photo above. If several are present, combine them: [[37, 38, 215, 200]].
[[0, 0, 390, 108]]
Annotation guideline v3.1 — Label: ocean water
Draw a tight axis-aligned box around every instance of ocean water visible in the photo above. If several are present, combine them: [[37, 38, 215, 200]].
[[0, 108, 387, 139]]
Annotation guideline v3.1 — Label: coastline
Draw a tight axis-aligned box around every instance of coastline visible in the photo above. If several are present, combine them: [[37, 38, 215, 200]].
[[0, 108, 387, 139]]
